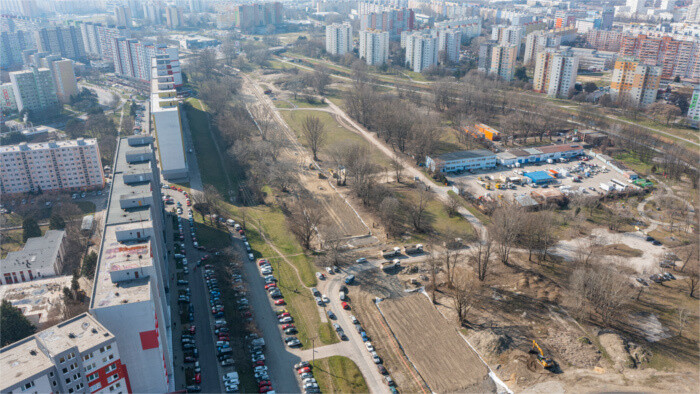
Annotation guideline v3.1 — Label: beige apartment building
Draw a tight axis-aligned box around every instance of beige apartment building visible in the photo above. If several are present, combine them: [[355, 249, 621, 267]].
[[0, 138, 105, 195]]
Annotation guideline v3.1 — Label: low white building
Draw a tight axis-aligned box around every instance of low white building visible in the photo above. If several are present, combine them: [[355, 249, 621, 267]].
[[0, 230, 66, 284], [426, 149, 497, 173]]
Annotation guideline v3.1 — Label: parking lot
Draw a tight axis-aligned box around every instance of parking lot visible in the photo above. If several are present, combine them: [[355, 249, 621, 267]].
[[449, 154, 637, 201]]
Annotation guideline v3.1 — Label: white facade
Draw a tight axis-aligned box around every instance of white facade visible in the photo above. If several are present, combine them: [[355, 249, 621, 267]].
[[426, 149, 497, 173], [9, 67, 59, 113], [151, 56, 187, 180], [0, 138, 105, 195], [546, 50, 579, 98], [0, 83, 17, 112], [359, 29, 389, 66], [437, 29, 461, 64], [0, 230, 65, 284], [0, 313, 130, 394], [434, 17, 482, 40], [524, 30, 562, 65], [325, 23, 353, 56], [405, 32, 438, 73], [490, 44, 518, 81], [113, 39, 181, 86], [89, 136, 174, 393]]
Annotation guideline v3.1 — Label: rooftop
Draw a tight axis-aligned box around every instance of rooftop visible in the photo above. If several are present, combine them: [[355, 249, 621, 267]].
[[1, 230, 65, 275], [0, 313, 113, 389], [0, 138, 96, 153], [0, 275, 73, 326], [536, 143, 584, 154], [435, 149, 495, 162]]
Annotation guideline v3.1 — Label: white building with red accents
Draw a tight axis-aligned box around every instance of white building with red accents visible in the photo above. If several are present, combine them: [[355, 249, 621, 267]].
[[0, 313, 131, 394], [88, 135, 174, 392]]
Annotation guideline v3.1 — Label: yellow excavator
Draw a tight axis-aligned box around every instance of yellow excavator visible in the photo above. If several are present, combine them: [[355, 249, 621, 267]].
[[531, 340, 554, 370]]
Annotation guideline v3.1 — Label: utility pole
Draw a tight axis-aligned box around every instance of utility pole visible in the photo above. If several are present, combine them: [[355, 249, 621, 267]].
[[312, 337, 316, 366]]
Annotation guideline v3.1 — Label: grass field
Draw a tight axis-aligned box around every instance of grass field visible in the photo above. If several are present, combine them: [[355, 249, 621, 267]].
[[280, 110, 392, 168], [1, 225, 50, 258], [185, 98, 230, 195], [310, 356, 369, 393], [600, 243, 643, 258]]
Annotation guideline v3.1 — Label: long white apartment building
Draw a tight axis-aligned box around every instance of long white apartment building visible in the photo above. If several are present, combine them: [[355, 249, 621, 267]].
[[405, 31, 438, 72], [359, 29, 389, 65], [325, 22, 353, 56], [113, 39, 182, 87], [434, 16, 482, 39], [89, 135, 174, 393], [0, 313, 131, 394], [78, 22, 130, 61], [150, 56, 188, 180], [0, 138, 105, 195], [533, 49, 579, 98]]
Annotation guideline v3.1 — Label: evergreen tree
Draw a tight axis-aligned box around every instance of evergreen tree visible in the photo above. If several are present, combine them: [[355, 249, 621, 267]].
[[1, 300, 36, 346], [49, 213, 66, 230], [22, 218, 41, 241]]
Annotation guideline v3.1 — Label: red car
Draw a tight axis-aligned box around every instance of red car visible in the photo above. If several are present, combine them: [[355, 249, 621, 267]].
[[194, 373, 201, 383], [274, 299, 286, 305], [264, 283, 277, 290], [259, 386, 272, 393], [282, 324, 295, 330], [254, 361, 266, 367], [189, 325, 196, 334], [278, 312, 290, 318], [341, 302, 350, 310], [297, 367, 311, 374], [202, 255, 211, 261], [257, 259, 268, 266], [177, 188, 183, 192], [242, 311, 253, 318], [258, 380, 271, 387]]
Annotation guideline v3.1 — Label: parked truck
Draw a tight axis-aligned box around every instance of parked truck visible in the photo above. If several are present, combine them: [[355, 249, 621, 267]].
[[380, 247, 401, 259], [381, 259, 400, 271], [404, 244, 424, 254]]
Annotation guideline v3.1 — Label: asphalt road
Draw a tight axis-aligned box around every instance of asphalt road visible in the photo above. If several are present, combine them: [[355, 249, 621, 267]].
[[232, 234, 302, 393]]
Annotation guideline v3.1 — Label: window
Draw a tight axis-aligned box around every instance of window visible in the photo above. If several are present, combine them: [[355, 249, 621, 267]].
[[53, 381, 57, 387], [49, 372, 54, 377], [87, 373, 98, 382], [21, 381, 35, 391], [65, 378, 71, 384], [106, 364, 117, 372], [107, 374, 119, 383], [62, 368, 68, 374], [59, 357, 65, 363]]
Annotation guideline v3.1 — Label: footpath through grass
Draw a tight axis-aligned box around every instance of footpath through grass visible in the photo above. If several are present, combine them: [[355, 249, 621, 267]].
[[184, 98, 229, 195], [310, 356, 369, 393]]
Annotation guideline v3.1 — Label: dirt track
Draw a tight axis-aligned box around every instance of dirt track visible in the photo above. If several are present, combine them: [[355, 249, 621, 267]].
[[377, 294, 495, 393]]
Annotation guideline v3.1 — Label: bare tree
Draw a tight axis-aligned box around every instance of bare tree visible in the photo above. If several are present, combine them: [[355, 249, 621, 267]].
[[390, 155, 403, 183], [450, 270, 481, 324], [408, 188, 431, 232], [573, 236, 604, 267], [426, 255, 441, 304], [685, 262, 699, 298], [469, 232, 493, 281], [488, 205, 524, 265], [251, 105, 274, 140], [569, 263, 633, 326], [378, 197, 403, 237], [676, 308, 690, 337], [442, 248, 463, 289], [301, 115, 327, 161], [287, 200, 324, 250]]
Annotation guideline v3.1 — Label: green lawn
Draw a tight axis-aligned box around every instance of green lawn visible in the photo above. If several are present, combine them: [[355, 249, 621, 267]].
[[191, 211, 231, 250], [274, 100, 294, 109], [280, 110, 391, 168], [185, 98, 230, 195], [310, 356, 369, 393], [613, 152, 654, 175], [1, 225, 50, 258]]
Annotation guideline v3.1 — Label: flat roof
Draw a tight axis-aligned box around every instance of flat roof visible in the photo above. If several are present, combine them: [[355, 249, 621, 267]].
[[0, 313, 113, 389], [0, 138, 96, 153], [91, 138, 155, 310], [536, 143, 584, 154], [1, 230, 64, 275], [435, 149, 495, 162], [524, 171, 555, 182]]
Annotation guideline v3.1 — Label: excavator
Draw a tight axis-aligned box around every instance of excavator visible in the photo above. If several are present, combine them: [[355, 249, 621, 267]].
[[530, 340, 554, 370]]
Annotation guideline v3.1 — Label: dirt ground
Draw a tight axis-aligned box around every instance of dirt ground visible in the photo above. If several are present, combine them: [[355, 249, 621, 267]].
[[378, 294, 495, 393]]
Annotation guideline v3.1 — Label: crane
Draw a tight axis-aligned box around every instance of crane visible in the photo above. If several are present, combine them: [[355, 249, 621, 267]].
[[531, 340, 554, 369]]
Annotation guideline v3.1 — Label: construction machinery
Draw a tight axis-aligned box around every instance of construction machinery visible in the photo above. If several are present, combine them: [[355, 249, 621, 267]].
[[530, 340, 554, 370]]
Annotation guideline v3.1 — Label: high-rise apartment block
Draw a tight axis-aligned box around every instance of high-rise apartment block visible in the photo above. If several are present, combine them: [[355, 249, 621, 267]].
[[405, 31, 438, 72], [610, 60, 661, 107], [533, 49, 579, 98], [0, 138, 105, 195], [0, 30, 33, 69], [0, 313, 131, 394], [688, 85, 700, 125], [221, 2, 284, 32], [30, 53, 79, 103], [151, 55, 187, 180], [359, 29, 390, 65], [77, 22, 132, 61], [437, 29, 461, 64], [619, 34, 700, 82], [112, 39, 181, 86], [586, 29, 624, 52], [326, 23, 353, 56], [143, 2, 163, 24], [360, 6, 415, 38], [492, 25, 525, 48], [479, 42, 518, 81], [35, 26, 86, 62], [114, 5, 132, 28], [434, 17, 482, 40], [689, 0, 700, 23], [0, 83, 17, 112], [9, 67, 59, 114], [165, 6, 183, 29], [89, 135, 174, 392], [524, 30, 562, 65]]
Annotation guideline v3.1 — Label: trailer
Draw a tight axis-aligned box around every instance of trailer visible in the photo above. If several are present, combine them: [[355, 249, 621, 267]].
[[548, 169, 559, 178], [600, 183, 613, 192], [404, 244, 424, 254], [380, 247, 401, 259], [381, 260, 401, 271], [610, 179, 627, 189]]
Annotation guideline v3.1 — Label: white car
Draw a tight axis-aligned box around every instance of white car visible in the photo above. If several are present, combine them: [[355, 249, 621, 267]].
[[322, 295, 330, 304], [365, 342, 374, 352], [356, 257, 367, 264]]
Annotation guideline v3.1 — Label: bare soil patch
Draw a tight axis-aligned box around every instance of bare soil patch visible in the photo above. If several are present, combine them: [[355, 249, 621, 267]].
[[378, 294, 494, 393]]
